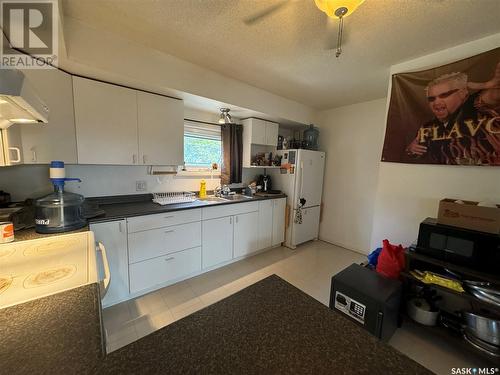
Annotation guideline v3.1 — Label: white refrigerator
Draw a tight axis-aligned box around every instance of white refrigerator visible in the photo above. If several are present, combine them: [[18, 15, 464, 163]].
[[270, 149, 325, 249]]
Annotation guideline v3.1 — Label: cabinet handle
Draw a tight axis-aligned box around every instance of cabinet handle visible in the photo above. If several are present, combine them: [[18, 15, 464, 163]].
[[118, 221, 123, 233], [164, 230, 175, 234], [229, 217, 232, 224], [143, 155, 147, 164], [132, 154, 137, 164], [164, 257, 175, 262], [31, 148, 37, 162], [235, 216, 239, 224], [164, 215, 174, 219], [8, 147, 21, 163]]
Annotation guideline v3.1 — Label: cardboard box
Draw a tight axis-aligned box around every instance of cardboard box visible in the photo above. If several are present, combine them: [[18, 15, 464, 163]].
[[437, 198, 500, 234]]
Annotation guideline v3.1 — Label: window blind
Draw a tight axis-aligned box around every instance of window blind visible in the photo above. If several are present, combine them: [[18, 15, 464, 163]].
[[184, 120, 221, 141]]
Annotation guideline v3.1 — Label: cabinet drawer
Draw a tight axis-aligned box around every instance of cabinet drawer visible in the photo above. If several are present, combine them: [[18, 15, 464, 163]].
[[202, 202, 259, 220], [129, 247, 201, 294], [128, 222, 201, 264], [127, 209, 201, 233]]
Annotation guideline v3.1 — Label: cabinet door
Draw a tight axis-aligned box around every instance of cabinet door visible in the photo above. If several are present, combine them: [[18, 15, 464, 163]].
[[20, 69, 77, 164], [73, 77, 138, 165], [234, 211, 260, 258], [258, 200, 273, 250], [137, 91, 183, 166], [265, 122, 279, 146], [1, 124, 23, 166], [90, 220, 129, 307], [202, 216, 233, 269], [272, 198, 286, 246], [251, 118, 266, 145]]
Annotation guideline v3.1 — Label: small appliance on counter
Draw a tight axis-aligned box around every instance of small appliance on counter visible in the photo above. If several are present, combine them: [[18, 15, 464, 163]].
[[34, 161, 86, 234], [258, 173, 272, 193], [330, 263, 402, 342]]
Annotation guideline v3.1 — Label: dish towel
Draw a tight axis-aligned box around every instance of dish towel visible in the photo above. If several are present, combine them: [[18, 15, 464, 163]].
[[294, 206, 303, 224]]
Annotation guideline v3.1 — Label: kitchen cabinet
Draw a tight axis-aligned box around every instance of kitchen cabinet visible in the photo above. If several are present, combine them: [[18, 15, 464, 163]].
[[1, 124, 23, 166], [242, 118, 279, 167], [242, 118, 279, 147], [258, 200, 273, 249], [90, 220, 129, 308], [73, 77, 139, 165], [202, 216, 234, 269], [20, 69, 77, 164], [272, 198, 286, 246], [233, 211, 260, 258], [129, 247, 201, 294], [137, 91, 183, 166], [128, 221, 201, 264]]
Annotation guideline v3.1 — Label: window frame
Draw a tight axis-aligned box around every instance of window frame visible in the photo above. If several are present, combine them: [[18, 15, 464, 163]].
[[182, 119, 222, 176]]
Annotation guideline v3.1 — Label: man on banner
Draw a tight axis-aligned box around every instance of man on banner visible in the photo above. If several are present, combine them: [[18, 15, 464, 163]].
[[406, 62, 500, 165]]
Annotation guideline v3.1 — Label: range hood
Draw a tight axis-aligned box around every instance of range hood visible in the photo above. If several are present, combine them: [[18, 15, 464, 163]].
[[0, 69, 49, 129]]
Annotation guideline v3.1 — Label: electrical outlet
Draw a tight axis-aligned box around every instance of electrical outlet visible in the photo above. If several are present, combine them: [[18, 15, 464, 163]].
[[136, 180, 147, 192]]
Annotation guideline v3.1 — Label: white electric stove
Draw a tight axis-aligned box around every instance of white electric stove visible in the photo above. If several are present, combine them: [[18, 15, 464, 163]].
[[0, 231, 109, 309]]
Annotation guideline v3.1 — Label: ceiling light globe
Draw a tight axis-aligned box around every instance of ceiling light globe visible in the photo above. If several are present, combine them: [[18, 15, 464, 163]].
[[314, 0, 364, 18]]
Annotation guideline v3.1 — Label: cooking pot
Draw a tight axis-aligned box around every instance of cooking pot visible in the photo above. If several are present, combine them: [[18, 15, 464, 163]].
[[464, 311, 500, 346]]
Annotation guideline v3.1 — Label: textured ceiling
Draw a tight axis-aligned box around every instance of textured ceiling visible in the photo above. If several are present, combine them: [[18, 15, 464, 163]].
[[62, 0, 500, 110]]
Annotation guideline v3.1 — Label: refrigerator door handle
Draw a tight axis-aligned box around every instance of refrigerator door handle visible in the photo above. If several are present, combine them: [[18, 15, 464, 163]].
[[299, 160, 304, 205]]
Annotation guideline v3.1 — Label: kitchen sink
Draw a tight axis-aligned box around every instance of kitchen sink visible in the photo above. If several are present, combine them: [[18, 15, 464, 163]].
[[197, 196, 228, 204], [221, 194, 253, 201]]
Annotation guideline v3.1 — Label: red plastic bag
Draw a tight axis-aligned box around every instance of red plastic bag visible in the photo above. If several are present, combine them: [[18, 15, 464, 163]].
[[376, 239, 405, 280]]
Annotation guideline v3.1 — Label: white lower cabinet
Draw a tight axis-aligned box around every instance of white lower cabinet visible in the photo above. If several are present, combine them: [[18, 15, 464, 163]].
[[90, 220, 129, 308], [92, 199, 285, 306], [258, 200, 273, 249], [202, 216, 234, 269], [233, 211, 260, 258], [128, 221, 201, 264], [129, 247, 202, 294], [272, 198, 286, 246]]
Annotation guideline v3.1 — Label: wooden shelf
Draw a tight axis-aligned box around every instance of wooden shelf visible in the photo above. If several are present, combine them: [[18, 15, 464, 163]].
[[245, 165, 282, 169]]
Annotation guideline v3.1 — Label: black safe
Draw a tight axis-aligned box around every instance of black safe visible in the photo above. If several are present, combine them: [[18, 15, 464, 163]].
[[416, 217, 500, 274], [330, 264, 402, 342]]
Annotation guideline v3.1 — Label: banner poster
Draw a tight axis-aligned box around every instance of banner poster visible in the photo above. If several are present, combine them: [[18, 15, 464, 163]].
[[382, 47, 500, 166]]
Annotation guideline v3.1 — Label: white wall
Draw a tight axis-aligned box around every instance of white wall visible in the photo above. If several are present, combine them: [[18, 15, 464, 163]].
[[370, 33, 500, 249], [316, 98, 387, 253], [316, 33, 500, 255]]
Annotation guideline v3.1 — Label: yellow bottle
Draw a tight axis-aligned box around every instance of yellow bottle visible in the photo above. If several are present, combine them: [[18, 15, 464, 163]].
[[199, 179, 207, 199]]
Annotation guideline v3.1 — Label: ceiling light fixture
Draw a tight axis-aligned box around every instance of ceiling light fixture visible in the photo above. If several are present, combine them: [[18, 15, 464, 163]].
[[314, 0, 364, 57], [218, 108, 233, 124]]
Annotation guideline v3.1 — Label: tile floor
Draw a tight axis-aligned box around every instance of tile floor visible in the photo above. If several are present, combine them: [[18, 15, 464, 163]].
[[103, 240, 489, 374]]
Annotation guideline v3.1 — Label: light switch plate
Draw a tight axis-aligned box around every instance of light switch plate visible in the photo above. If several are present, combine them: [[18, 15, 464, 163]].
[[136, 180, 147, 192]]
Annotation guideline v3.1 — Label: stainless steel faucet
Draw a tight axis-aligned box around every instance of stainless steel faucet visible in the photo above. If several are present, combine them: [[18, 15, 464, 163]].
[[214, 185, 232, 197]]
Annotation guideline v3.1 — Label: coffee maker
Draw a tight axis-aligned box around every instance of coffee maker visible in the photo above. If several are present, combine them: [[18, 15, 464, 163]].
[[258, 173, 272, 192]]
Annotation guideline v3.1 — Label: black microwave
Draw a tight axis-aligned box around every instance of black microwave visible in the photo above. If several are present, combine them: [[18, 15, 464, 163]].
[[416, 218, 500, 274]]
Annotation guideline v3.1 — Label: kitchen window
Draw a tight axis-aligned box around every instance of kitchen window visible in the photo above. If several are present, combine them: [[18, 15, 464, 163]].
[[183, 120, 222, 172]]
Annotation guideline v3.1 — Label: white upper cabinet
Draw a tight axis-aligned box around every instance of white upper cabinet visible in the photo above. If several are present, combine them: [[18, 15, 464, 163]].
[[265, 122, 279, 147], [242, 118, 278, 146], [20, 69, 77, 164], [73, 77, 139, 165], [137, 91, 184, 166]]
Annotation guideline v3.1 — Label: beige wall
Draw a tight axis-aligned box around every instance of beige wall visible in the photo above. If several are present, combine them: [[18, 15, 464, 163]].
[[316, 98, 387, 253]]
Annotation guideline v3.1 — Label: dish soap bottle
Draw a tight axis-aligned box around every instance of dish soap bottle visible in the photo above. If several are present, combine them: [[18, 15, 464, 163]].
[[199, 179, 207, 199]]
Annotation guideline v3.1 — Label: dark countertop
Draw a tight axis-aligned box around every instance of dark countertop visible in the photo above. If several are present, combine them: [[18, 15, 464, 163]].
[[88, 193, 287, 223], [99, 275, 433, 374], [0, 283, 104, 375]]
